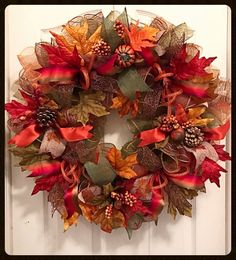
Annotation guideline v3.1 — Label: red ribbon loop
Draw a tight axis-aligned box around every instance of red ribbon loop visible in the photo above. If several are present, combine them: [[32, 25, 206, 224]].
[[138, 127, 166, 147], [8, 124, 41, 147]]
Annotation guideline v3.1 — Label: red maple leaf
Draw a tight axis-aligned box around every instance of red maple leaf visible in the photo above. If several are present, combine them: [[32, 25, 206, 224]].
[[41, 43, 82, 68], [170, 44, 216, 81], [213, 144, 231, 161], [31, 174, 65, 195], [5, 90, 37, 119], [201, 157, 227, 187]]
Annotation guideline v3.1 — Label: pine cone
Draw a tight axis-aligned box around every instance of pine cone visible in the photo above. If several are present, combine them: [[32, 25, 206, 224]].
[[184, 126, 204, 147], [91, 39, 111, 56], [160, 115, 180, 132], [36, 107, 57, 128], [114, 19, 125, 38]]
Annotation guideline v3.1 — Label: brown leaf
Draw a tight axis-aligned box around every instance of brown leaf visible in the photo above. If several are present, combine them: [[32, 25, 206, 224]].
[[164, 181, 197, 219], [92, 207, 126, 233]]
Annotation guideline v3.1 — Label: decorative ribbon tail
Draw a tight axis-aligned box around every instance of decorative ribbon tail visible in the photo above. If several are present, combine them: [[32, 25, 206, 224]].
[[58, 125, 93, 142], [36, 67, 79, 84], [140, 47, 157, 66], [138, 127, 166, 147], [168, 174, 204, 190], [204, 120, 230, 140], [96, 54, 118, 75], [64, 185, 80, 219], [176, 83, 209, 98], [149, 189, 165, 217], [8, 124, 41, 147]]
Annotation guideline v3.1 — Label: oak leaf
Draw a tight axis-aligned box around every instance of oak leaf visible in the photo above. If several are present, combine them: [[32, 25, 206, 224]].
[[106, 147, 137, 179], [124, 22, 159, 52], [67, 91, 109, 125]]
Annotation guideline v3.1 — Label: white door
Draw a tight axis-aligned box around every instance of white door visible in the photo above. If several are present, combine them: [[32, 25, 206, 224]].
[[5, 4, 231, 255]]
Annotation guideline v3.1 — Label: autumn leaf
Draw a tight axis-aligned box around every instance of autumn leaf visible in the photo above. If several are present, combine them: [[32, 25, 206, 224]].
[[187, 106, 214, 126], [79, 204, 98, 222], [62, 20, 101, 55], [201, 157, 227, 187], [124, 22, 159, 52], [63, 212, 79, 231], [170, 44, 216, 81], [67, 91, 109, 125], [92, 207, 126, 233], [106, 147, 137, 179], [164, 181, 196, 219], [213, 144, 231, 161], [111, 92, 140, 117]]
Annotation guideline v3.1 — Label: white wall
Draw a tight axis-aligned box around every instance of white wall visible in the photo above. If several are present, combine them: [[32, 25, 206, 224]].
[[5, 5, 231, 255]]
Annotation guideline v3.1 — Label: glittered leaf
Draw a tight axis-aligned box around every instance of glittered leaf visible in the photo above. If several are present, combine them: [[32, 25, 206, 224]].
[[165, 181, 193, 219], [117, 68, 150, 100], [67, 91, 109, 125], [106, 147, 137, 179]]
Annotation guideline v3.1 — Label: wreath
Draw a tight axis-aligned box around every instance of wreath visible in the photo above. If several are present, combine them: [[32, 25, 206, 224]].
[[5, 9, 231, 238]]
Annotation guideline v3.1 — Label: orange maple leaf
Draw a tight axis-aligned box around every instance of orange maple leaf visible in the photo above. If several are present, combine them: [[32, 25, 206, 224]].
[[124, 21, 159, 52], [111, 92, 140, 117], [106, 147, 137, 179]]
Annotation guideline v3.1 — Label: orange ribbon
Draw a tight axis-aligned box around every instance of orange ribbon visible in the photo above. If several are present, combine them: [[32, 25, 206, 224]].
[[204, 120, 230, 140], [8, 124, 41, 147], [58, 125, 93, 142], [138, 127, 166, 147]]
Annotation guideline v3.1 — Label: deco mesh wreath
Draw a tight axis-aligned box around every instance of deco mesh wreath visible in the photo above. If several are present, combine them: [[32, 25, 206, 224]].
[[5, 9, 231, 237]]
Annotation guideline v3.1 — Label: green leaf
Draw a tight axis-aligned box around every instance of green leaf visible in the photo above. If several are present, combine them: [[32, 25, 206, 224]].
[[118, 68, 150, 100], [9, 142, 40, 157], [127, 213, 143, 230], [84, 155, 116, 186], [67, 91, 109, 125], [102, 183, 114, 196], [121, 139, 140, 158], [127, 118, 154, 135], [19, 154, 51, 167], [101, 9, 129, 51]]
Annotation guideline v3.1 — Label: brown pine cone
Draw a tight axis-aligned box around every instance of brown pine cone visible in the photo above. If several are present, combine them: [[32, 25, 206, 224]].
[[184, 126, 204, 147], [36, 107, 57, 128]]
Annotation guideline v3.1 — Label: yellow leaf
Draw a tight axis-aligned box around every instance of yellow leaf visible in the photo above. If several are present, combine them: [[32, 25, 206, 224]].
[[106, 147, 137, 179], [79, 204, 97, 222], [63, 20, 102, 55], [188, 106, 214, 126], [63, 212, 79, 231]]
